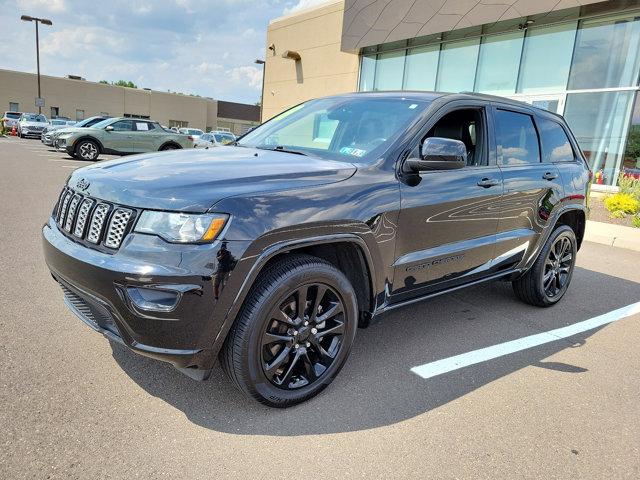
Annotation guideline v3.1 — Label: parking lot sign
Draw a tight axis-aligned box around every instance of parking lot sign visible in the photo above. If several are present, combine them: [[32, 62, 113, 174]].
[[35, 97, 45, 107]]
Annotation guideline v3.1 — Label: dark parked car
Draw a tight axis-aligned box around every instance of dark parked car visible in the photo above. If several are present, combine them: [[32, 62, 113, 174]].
[[43, 92, 590, 407]]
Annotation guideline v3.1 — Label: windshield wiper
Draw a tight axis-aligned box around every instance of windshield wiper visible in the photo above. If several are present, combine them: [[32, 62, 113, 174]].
[[271, 145, 309, 156]]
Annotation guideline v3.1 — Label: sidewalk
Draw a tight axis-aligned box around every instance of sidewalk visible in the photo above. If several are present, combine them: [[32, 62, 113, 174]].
[[584, 220, 640, 252]]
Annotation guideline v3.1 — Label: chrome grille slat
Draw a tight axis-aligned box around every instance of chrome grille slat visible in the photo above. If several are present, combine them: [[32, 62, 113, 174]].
[[57, 190, 72, 227], [87, 203, 110, 244], [64, 194, 81, 232], [104, 208, 132, 249], [55, 188, 68, 222], [73, 198, 95, 238]]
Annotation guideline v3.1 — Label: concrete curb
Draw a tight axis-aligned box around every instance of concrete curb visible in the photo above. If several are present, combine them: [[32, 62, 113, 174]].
[[584, 220, 640, 252]]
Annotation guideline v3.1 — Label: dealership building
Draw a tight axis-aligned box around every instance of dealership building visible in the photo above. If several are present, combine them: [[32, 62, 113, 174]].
[[1, 69, 260, 135], [263, 0, 640, 187]]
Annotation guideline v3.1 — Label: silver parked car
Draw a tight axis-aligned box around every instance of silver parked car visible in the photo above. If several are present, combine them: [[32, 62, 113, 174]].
[[17, 113, 48, 138], [178, 127, 204, 141], [193, 131, 237, 148], [41, 119, 76, 146]]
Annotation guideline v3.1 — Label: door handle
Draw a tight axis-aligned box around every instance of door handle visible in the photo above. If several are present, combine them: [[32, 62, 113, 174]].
[[477, 177, 500, 188], [542, 171, 558, 181], [127, 135, 133, 138]]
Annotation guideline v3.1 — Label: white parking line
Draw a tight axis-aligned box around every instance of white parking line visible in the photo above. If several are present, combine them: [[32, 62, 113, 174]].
[[410, 301, 640, 379], [60, 165, 80, 169]]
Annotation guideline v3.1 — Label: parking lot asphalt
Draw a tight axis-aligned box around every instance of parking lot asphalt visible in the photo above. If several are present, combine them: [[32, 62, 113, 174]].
[[1, 135, 639, 479]]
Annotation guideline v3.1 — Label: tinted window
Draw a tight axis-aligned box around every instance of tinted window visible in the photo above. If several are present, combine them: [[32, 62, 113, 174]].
[[495, 110, 540, 165], [112, 120, 134, 131], [538, 118, 575, 163], [6, 112, 21, 119]]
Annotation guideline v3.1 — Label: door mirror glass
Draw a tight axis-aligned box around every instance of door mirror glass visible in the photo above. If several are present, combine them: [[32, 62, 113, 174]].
[[406, 137, 467, 172], [105, 125, 114, 132]]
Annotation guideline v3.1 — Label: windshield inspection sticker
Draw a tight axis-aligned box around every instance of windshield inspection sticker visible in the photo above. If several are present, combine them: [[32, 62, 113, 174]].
[[409, 104, 418, 109], [340, 147, 367, 157]]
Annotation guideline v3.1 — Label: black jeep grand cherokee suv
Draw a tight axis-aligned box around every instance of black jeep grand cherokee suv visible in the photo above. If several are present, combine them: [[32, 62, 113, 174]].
[[43, 92, 590, 407]]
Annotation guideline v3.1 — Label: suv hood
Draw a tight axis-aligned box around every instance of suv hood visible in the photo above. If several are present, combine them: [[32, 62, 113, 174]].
[[55, 126, 91, 136], [67, 146, 357, 212], [21, 121, 47, 127]]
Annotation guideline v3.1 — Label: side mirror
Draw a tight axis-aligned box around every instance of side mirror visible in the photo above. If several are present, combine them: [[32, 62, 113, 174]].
[[404, 137, 467, 173], [105, 125, 114, 132]]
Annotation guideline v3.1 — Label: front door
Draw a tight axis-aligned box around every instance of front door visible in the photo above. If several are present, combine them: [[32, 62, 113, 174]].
[[391, 104, 504, 303], [132, 121, 161, 152], [106, 120, 135, 154]]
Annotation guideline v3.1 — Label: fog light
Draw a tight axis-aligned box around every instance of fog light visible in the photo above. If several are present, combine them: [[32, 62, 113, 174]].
[[126, 286, 180, 312]]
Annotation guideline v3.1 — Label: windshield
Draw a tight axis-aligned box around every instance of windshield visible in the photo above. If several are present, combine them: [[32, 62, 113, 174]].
[[90, 118, 115, 129], [75, 117, 100, 127], [187, 129, 203, 135], [51, 120, 66, 126], [238, 96, 430, 162], [23, 114, 47, 122]]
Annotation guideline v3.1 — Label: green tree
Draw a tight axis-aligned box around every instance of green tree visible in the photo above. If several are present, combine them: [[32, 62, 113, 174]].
[[98, 80, 109, 84], [112, 80, 138, 89]]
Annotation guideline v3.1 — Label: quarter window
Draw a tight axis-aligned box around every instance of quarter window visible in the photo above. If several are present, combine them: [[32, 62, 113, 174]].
[[495, 110, 541, 166], [538, 118, 575, 163]]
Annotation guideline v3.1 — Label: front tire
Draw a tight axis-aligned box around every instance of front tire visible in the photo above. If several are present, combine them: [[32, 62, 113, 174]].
[[75, 139, 100, 161], [513, 225, 577, 307], [221, 254, 358, 407]]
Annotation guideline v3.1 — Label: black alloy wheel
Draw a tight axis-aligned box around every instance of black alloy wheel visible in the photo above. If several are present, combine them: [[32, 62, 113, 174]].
[[261, 283, 345, 390], [513, 225, 577, 307], [542, 235, 573, 298], [221, 254, 358, 407]]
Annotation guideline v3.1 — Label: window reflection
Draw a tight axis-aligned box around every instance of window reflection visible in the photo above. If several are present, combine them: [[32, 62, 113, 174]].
[[564, 91, 635, 185], [568, 15, 640, 90], [359, 55, 376, 92], [517, 22, 577, 94], [623, 93, 640, 178], [475, 31, 523, 95], [436, 38, 479, 92], [403, 45, 439, 91], [373, 51, 405, 91]]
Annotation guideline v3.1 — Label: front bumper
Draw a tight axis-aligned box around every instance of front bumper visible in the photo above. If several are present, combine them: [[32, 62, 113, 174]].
[[42, 218, 250, 375], [41, 134, 54, 145]]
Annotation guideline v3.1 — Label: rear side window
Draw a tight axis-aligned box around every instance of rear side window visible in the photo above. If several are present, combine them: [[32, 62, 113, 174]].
[[538, 118, 575, 163], [495, 109, 541, 166]]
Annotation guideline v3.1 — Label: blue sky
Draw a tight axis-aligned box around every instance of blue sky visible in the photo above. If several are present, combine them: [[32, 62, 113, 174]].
[[0, 0, 327, 104]]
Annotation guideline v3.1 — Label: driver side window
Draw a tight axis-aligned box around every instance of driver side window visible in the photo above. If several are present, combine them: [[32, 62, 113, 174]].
[[420, 108, 486, 167]]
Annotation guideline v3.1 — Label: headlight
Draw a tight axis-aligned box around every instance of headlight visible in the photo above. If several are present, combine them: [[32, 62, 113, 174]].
[[134, 211, 228, 243]]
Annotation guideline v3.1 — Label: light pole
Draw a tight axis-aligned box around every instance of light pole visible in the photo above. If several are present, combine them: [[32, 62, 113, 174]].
[[255, 59, 265, 123], [21, 15, 53, 114]]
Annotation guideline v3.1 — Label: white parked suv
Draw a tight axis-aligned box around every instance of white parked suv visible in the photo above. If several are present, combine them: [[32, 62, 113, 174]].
[[2, 111, 22, 132], [18, 113, 48, 138]]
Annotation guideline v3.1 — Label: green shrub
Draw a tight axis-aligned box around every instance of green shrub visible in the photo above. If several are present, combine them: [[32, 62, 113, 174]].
[[632, 215, 640, 228], [618, 174, 640, 200], [604, 193, 639, 215]]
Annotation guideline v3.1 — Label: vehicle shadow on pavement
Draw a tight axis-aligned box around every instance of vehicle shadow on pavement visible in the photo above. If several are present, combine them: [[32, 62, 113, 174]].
[[110, 266, 638, 436]]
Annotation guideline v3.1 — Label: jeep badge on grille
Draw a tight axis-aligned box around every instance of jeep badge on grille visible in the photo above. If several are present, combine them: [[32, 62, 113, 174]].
[[76, 178, 90, 191]]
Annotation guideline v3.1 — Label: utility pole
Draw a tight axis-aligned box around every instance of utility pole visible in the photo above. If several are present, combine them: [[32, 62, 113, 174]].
[[21, 15, 53, 115], [255, 59, 265, 123]]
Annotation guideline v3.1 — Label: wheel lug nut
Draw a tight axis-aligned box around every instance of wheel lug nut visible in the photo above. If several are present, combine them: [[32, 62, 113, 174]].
[[311, 328, 317, 334], [304, 321, 309, 326], [293, 330, 298, 336], [294, 344, 299, 349], [305, 342, 311, 348]]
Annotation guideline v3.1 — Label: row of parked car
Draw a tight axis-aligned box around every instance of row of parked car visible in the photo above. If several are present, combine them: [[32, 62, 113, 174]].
[[2, 111, 238, 161]]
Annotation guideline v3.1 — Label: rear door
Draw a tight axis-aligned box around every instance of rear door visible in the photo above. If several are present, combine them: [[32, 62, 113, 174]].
[[132, 121, 162, 152], [391, 101, 504, 303], [491, 104, 564, 269]]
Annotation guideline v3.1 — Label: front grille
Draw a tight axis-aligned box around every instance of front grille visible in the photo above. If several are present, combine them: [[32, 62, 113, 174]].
[[59, 282, 119, 335], [54, 187, 135, 251]]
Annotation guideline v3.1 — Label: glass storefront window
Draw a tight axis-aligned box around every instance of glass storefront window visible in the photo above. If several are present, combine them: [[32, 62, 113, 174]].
[[403, 45, 439, 91], [373, 51, 405, 91], [436, 38, 479, 92], [475, 31, 524, 95], [359, 55, 376, 92], [568, 15, 640, 90], [564, 91, 636, 185], [622, 93, 640, 178], [517, 22, 577, 94]]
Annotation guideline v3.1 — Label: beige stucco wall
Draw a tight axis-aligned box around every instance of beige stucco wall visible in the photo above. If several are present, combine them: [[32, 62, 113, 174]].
[[261, 0, 359, 120], [0, 69, 243, 130]]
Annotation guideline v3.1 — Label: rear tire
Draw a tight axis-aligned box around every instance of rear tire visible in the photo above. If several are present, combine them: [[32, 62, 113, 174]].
[[75, 139, 100, 161], [160, 144, 179, 151], [221, 254, 358, 407], [512, 225, 577, 307]]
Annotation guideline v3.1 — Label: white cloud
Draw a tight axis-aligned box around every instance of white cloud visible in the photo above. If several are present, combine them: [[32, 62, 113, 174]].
[[17, 0, 66, 13], [283, 0, 330, 15], [194, 62, 224, 74], [227, 66, 263, 89]]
